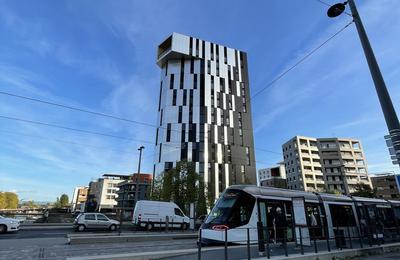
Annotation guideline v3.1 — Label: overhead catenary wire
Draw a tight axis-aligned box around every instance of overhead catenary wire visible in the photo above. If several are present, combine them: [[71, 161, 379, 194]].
[[0, 115, 278, 165], [0, 91, 281, 155], [250, 20, 354, 100]]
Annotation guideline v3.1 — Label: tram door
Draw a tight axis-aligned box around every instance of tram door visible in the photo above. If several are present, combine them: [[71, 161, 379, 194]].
[[258, 199, 293, 242], [305, 203, 324, 239]]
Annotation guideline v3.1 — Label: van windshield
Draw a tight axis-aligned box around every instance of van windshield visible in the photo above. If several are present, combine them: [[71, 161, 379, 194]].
[[204, 189, 255, 229]]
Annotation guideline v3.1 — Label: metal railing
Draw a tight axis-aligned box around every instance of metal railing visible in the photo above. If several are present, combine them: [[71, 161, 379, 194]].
[[196, 223, 400, 259]]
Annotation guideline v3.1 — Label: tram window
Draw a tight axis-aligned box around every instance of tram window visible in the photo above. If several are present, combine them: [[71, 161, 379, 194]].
[[329, 205, 356, 226], [205, 189, 255, 228]]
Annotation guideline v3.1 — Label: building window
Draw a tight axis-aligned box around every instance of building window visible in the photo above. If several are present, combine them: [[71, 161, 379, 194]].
[[246, 147, 250, 166], [207, 60, 211, 74], [158, 81, 162, 111], [180, 58, 184, 89], [159, 109, 163, 126], [190, 58, 194, 74], [183, 90, 187, 106], [241, 165, 245, 183], [193, 74, 197, 89], [224, 46, 227, 64], [166, 123, 171, 142], [172, 90, 177, 106], [181, 123, 186, 142], [178, 106, 182, 123], [195, 38, 199, 56], [170, 74, 174, 89], [210, 43, 214, 60], [189, 37, 193, 54]]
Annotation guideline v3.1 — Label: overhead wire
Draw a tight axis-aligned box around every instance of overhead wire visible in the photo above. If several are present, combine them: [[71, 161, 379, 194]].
[[250, 20, 354, 100]]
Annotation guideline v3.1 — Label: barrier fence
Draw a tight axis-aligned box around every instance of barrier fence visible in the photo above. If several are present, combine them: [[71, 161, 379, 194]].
[[196, 223, 400, 260]]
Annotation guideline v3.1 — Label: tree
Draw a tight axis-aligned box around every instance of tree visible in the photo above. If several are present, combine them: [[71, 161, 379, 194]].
[[350, 183, 377, 198], [0, 192, 19, 209], [59, 194, 69, 207], [150, 174, 163, 201], [196, 178, 207, 216], [0, 192, 6, 209], [161, 170, 173, 202]]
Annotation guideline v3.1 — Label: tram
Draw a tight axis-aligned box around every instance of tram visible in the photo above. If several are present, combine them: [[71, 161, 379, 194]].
[[200, 185, 400, 245]]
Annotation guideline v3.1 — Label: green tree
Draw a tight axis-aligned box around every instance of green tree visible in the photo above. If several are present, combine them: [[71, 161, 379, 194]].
[[0, 192, 6, 209], [196, 178, 207, 216], [2, 192, 19, 209], [350, 183, 376, 198], [59, 194, 69, 207], [150, 175, 163, 201], [161, 170, 173, 202]]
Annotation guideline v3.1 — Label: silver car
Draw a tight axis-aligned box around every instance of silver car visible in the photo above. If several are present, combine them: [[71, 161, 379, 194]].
[[73, 213, 120, 232]]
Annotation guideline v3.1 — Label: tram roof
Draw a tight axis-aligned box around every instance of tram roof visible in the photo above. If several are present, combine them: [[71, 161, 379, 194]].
[[227, 185, 400, 206], [228, 185, 319, 201]]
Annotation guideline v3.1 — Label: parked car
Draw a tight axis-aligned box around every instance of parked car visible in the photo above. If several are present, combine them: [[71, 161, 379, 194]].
[[132, 200, 190, 231], [73, 213, 119, 232], [0, 215, 20, 233], [195, 215, 207, 229]]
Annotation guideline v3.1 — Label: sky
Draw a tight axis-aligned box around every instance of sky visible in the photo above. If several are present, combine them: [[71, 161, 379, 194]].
[[1, 0, 399, 202]]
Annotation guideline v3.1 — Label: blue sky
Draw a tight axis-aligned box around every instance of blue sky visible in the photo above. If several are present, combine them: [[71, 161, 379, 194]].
[[1, 0, 399, 202]]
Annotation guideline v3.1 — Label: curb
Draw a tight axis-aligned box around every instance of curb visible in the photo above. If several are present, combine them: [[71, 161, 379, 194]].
[[67, 233, 198, 245]]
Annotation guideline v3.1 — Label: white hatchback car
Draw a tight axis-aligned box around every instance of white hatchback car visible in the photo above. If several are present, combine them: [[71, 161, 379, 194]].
[[0, 215, 20, 233]]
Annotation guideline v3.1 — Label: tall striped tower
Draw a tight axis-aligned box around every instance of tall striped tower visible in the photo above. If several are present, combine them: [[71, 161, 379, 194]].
[[154, 33, 256, 199]]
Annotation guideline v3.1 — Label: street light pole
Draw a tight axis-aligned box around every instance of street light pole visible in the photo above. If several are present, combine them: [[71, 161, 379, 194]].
[[328, 0, 400, 167], [134, 146, 145, 207]]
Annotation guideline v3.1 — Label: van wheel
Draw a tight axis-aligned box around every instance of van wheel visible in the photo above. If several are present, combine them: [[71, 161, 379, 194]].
[[0, 225, 7, 234], [77, 224, 85, 232], [146, 223, 153, 231], [109, 224, 117, 231], [181, 223, 188, 230]]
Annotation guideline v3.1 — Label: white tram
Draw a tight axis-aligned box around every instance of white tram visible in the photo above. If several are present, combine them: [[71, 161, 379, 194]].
[[200, 185, 400, 245]]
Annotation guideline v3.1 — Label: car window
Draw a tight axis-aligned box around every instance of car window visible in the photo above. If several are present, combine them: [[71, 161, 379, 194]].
[[84, 214, 96, 220], [174, 208, 184, 217], [96, 214, 109, 221]]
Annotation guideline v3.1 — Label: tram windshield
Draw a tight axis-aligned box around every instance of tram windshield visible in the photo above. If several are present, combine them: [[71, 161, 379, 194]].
[[204, 189, 255, 229]]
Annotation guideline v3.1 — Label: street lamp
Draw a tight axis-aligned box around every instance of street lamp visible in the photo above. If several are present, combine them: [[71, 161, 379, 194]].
[[134, 146, 145, 207], [327, 0, 400, 168]]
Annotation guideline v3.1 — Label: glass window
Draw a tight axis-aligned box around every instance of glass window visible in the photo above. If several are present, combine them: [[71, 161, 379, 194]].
[[96, 214, 109, 221], [174, 208, 184, 217], [204, 189, 255, 229], [84, 214, 96, 220]]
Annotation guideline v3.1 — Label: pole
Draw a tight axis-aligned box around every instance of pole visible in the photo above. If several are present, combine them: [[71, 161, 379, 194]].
[[348, 0, 400, 165], [134, 146, 145, 207]]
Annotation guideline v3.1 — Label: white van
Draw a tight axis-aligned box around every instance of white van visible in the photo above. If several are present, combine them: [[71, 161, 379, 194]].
[[132, 200, 190, 230]]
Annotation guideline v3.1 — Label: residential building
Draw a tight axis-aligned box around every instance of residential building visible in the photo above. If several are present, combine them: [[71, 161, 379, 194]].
[[258, 162, 287, 189], [282, 136, 372, 194], [115, 173, 152, 220], [71, 186, 88, 212], [154, 33, 256, 200], [371, 173, 400, 200], [88, 174, 130, 211]]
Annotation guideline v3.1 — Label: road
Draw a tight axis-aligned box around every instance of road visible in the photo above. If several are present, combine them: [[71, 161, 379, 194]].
[[0, 227, 199, 260]]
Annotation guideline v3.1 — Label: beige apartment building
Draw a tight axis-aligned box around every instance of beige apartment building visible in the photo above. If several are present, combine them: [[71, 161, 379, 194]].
[[282, 136, 372, 194]]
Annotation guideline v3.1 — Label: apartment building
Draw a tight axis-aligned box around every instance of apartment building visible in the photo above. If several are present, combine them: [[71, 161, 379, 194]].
[[154, 33, 256, 200], [88, 174, 130, 211], [371, 173, 400, 200], [116, 173, 152, 219], [258, 162, 287, 189], [282, 136, 372, 194], [71, 186, 88, 212]]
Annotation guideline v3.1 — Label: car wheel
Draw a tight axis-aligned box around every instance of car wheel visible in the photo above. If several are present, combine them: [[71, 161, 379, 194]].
[[109, 224, 117, 231], [0, 225, 7, 234], [181, 223, 188, 230], [146, 223, 153, 231], [77, 224, 85, 232]]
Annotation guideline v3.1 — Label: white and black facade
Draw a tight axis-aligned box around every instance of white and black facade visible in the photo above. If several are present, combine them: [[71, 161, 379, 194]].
[[154, 33, 256, 199]]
